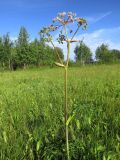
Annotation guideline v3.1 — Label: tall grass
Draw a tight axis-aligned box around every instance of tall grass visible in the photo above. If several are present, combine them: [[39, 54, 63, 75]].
[[0, 64, 120, 159]]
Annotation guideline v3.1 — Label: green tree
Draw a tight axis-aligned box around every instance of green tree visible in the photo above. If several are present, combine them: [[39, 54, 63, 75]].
[[43, 46, 64, 66], [2, 33, 12, 69], [0, 37, 4, 67], [16, 26, 29, 68], [10, 46, 18, 70], [54, 47, 64, 62], [95, 44, 111, 63], [43, 45, 55, 65], [74, 42, 92, 64], [110, 49, 120, 62], [29, 38, 46, 66]]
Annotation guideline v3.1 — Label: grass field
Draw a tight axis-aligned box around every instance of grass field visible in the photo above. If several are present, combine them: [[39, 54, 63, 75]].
[[0, 64, 120, 160]]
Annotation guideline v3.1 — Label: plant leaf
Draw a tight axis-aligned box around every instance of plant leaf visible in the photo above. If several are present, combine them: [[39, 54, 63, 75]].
[[55, 62, 64, 67], [66, 113, 75, 126]]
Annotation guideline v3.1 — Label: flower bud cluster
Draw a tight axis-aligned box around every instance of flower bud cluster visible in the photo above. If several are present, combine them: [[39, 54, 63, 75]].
[[75, 18, 87, 26], [52, 12, 87, 27], [39, 12, 87, 43]]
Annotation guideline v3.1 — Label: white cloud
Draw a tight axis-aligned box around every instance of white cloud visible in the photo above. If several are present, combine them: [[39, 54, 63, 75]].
[[79, 27, 120, 58], [86, 11, 112, 23]]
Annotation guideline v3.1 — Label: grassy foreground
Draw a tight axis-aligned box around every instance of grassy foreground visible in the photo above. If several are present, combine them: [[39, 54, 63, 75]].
[[0, 64, 120, 160]]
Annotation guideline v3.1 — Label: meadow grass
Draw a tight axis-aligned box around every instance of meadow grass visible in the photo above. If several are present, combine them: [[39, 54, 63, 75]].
[[0, 64, 120, 160]]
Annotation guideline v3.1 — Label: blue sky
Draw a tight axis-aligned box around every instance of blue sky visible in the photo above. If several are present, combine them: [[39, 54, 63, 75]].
[[0, 0, 120, 59]]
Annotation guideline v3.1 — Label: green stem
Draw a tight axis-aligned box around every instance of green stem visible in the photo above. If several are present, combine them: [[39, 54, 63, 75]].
[[71, 25, 80, 41], [65, 67, 70, 160], [66, 41, 70, 67], [64, 41, 70, 160], [64, 25, 69, 41]]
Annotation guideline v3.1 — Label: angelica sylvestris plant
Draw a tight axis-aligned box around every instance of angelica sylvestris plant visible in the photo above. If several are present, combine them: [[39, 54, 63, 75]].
[[40, 12, 87, 160]]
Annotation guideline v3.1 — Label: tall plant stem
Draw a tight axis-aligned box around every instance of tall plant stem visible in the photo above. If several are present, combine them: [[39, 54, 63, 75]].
[[65, 66, 69, 160], [64, 41, 70, 160]]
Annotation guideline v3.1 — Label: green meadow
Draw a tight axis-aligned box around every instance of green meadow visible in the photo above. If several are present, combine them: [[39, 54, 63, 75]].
[[0, 64, 120, 160]]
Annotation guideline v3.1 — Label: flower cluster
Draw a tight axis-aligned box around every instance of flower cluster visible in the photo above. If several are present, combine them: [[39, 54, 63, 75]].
[[53, 12, 77, 25], [52, 12, 87, 27], [39, 12, 87, 43], [57, 34, 66, 44], [58, 12, 66, 17], [75, 18, 87, 28], [39, 25, 58, 42]]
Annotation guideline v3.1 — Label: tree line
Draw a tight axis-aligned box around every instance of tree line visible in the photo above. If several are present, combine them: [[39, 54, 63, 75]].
[[0, 26, 120, 70], [0, 27, 64, 70], [74, 42, 120, 64]]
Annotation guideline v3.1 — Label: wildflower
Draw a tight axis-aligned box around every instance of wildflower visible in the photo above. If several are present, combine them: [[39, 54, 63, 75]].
[[58, 12, 66, 17], [75, 18, 87, 26], [68, 12, 72, 16], [53, 17, 59, 22]]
